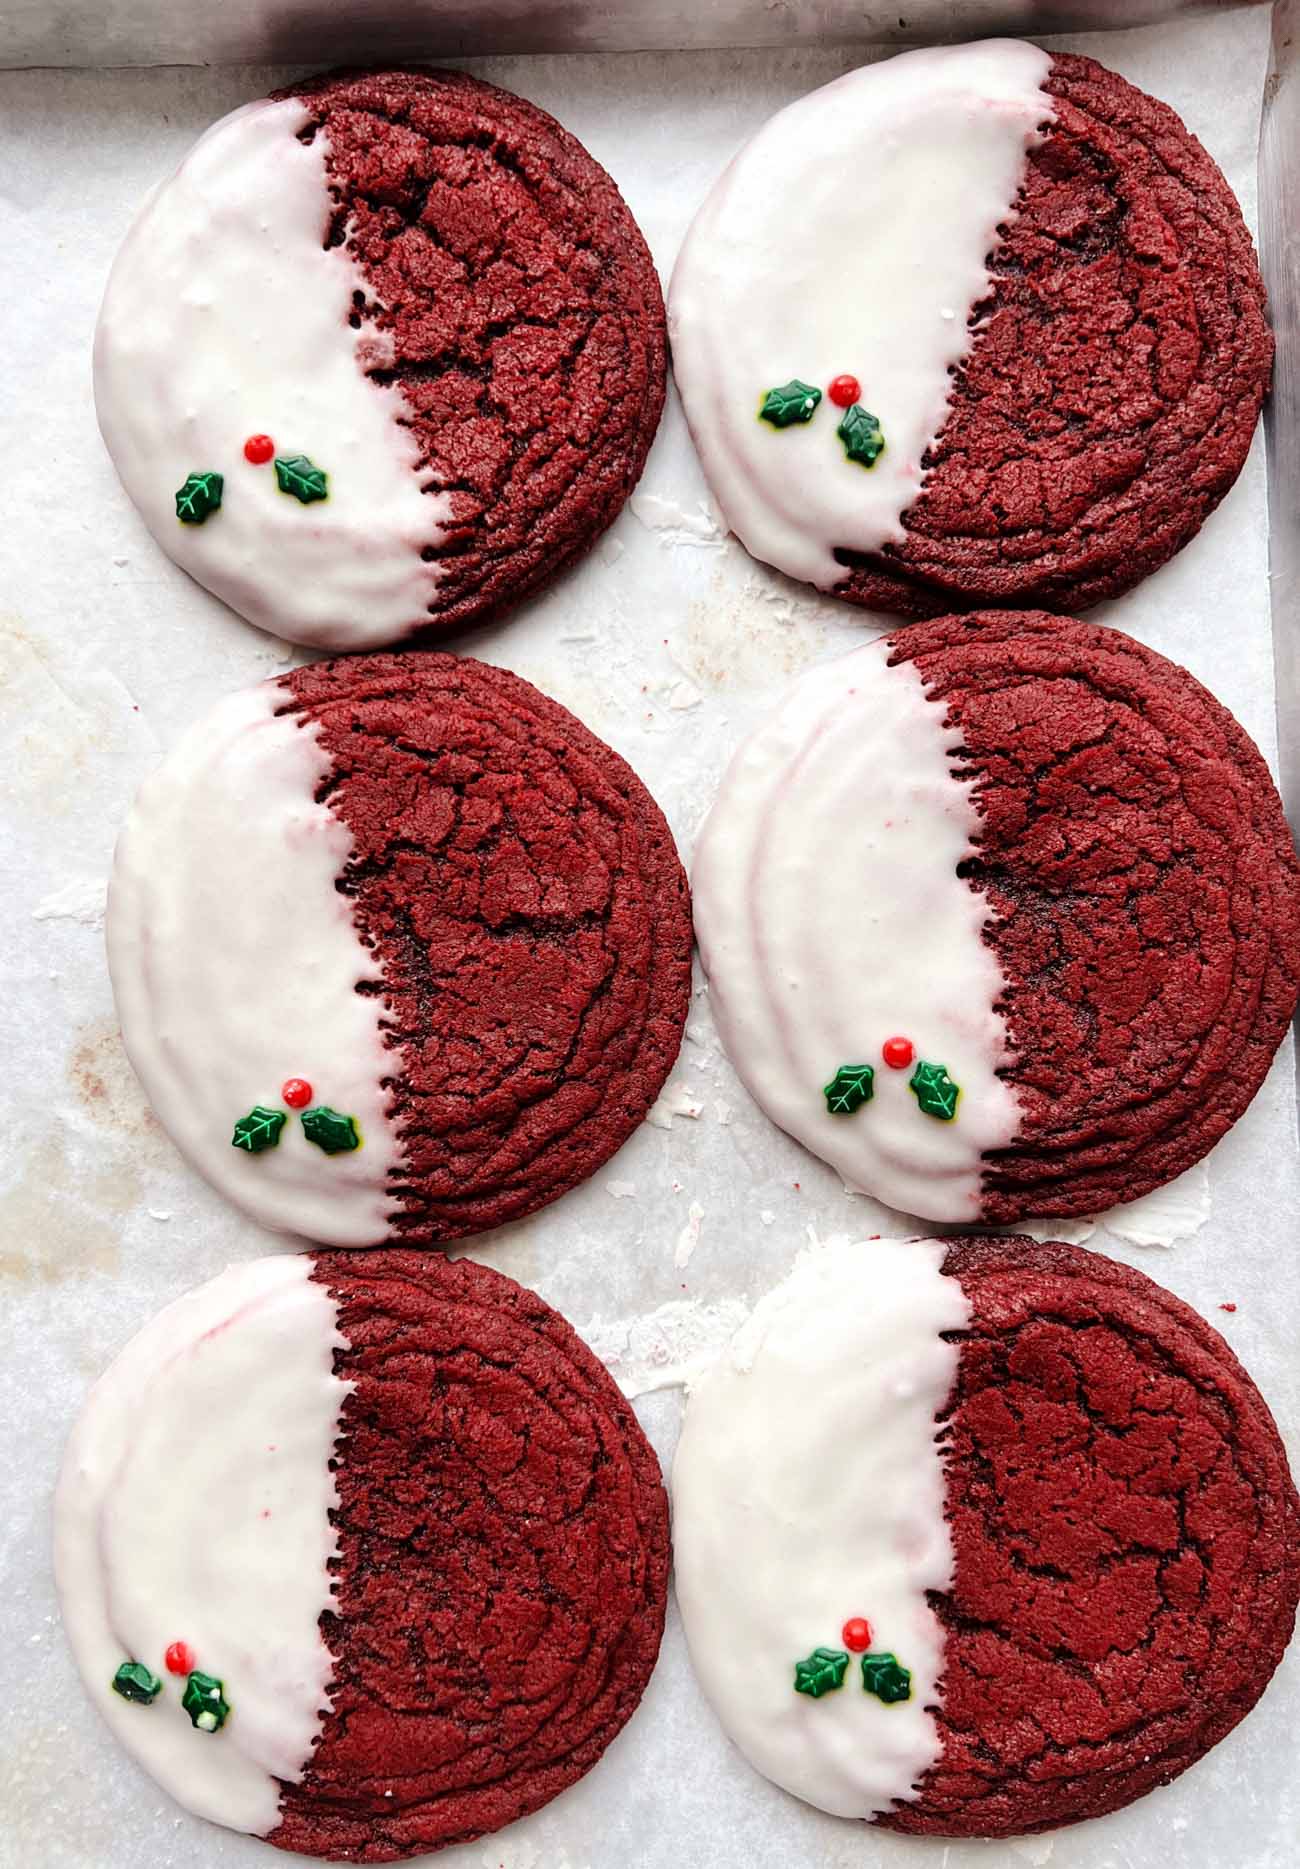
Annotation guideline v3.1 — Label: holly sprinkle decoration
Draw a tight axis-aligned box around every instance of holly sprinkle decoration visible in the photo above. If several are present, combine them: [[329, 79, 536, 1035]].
[[174, 471, 224, 525], [794, 1647, 850, 1698], [909, 1060, 960, 1122], [759, 380, 822, 428], [232, 1105, 288, 1153], [841, 1616, 873, 1653], [281, 1077, 313, 1109], [243, 434, 275, 464], [182, 1670, 230, 1733], [828, 374, 861, 409], [274, 454, 329, 504], [881, 1036, 914, 1071], [165, 1640, 196, 1675], [860, 1651, 912, 1704], [823, 1063, 875, 1116], [301, 1106, 360, 1154], [837, 404, 886, 468], [112, 1660, 162, 1705]]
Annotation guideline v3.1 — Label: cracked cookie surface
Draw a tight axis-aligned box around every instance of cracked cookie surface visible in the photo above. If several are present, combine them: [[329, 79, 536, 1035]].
[[95, 70, 664, 651], [271, 1251, 670, 1860], [280, 653, 692, 1242], [280, 66, 666, 634], [669, 1234, 1299, 1836], [669, 44, 1269, 620], [839, 53, 1272, 616], [690, 612, 1298, 1225], [885, 1236, 1300, 1836], [895, 612, 1300, 1218]]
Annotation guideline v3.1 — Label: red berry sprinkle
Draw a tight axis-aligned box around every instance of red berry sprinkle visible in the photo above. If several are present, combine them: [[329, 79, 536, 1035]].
[[842, 1617, 873, 1652], [244, 434, 275, 465], [1219, 1302, 1237, 1313], [882, 1037, 914, 1069], [281, 1077, 313, 1108], [165, 1641, 195, 1675], [828, 374, 861, 408]]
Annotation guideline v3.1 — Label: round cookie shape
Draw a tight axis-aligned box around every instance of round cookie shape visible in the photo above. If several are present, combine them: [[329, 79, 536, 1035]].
[[106, 654, 692, 1245], [56, 1250, 670, 1859], [95, 69, 665, 650], [669, 43, 1271, 617], [672, 1234, 1300, 1836], [691, 611, 1300, 1223]]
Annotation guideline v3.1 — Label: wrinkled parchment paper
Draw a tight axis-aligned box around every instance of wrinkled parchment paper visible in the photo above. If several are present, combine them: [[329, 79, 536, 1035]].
[[1, 9, 1296, 1866]]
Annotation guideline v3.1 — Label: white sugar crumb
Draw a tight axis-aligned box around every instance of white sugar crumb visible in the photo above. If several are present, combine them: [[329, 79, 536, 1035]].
[[645, 1082, 704, 1129], [667, 679, 702, 711], [760, 1209, 775, 1226], [1008, 1840, 1055, 1866], [32, 877, 108, 928], [606, 1179, 637, 1200], [597, 535, 625, 566], [628, 491, 724, 547], [1017, 1159, 1210, 1252], [1100, 1160, 1211, 1248], [580, 1295, 750, 1397], [714, 1100, 733, 1125], [674, 1201, 705, 1268], [147, 1209, 173, 1222], [684, 1022, 711, 1047]]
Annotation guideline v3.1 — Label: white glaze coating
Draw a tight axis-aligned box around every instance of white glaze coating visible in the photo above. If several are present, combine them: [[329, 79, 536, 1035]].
[[668, 40, 1053, 588], [672, 1235, 968, 1818], [106, 680, 400, 1246], [54, 1256, 348, 1835], [95, 98, 454, 650], [691, 641, 1019, 1220]]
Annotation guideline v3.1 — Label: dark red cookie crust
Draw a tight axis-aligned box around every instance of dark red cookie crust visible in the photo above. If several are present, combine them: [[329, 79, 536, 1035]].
[[880, 1236, 1300, 1838], [836, 53, 1272, 617], [279, 653, 691, 1242], [276, 66, 666, 635], [889, 610, 1300, 1220], [269, 1251, 669, 1862]]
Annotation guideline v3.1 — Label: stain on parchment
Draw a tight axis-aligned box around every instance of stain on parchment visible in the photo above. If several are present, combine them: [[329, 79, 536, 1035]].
[[677, 570, 845, 694], [0, 1021, 174, 1283], [0, 1134, 119, 1284], [67, 1016, 162, 1144]]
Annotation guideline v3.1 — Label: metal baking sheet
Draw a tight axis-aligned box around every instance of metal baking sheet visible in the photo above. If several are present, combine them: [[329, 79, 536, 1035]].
[[0, 0, 1266, 70], [0, 7, 1296, 1868]]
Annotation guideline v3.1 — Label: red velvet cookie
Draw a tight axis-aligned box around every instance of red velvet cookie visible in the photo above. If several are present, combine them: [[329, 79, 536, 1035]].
[[95, 68, 664, 651], [56, 1250, 670, 1861], [903, 1235, 1300, 1835], [691, 611, 1300, 1223], [671, 42, 1270, 617], [672, 1235, 1299, 1837], [106, 654, 692, 1246]]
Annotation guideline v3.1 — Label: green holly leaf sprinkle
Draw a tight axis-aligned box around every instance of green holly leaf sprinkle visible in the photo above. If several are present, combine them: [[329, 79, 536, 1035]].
[[837, 404, 885, 468], [909, 1060, 960, 1122], [274, 454, 329, 504], [182, 1670, 230, 1732], [112, 1660, 161, 1705], [860, 1651, 912, 1704], [759, 380, 822, 428], [174, 471, 224, 525], [794, 1647, 849, 1698], [301, 1106, 360, 1154], [232, 1106, 288, 1154], [823, 1064, 875, 1115]]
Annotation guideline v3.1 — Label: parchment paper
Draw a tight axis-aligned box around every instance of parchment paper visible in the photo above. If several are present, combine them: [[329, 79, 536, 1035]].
[[1, 10, 1297, 1867]]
